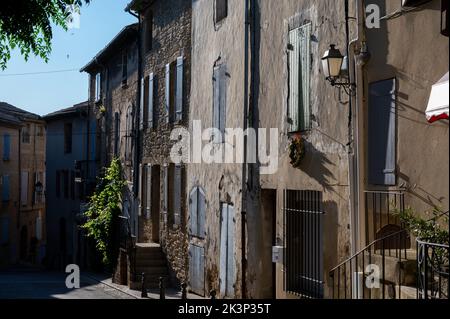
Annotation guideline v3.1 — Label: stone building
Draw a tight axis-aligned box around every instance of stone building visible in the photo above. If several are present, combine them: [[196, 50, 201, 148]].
[[0, 102, 46, 266], [43, 102, 98, 270], [125, 0, 192, 288]]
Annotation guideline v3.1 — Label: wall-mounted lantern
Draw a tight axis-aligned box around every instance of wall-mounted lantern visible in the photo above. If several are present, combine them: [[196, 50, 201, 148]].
[[322, 44, 355, 95]]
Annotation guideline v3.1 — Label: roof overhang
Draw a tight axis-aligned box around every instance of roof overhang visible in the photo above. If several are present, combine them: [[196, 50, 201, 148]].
[[426, 72, 449, 123]]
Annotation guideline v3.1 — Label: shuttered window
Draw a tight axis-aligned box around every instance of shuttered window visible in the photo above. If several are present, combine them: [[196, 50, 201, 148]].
[[165, 64, 172, 124], [3, 133, 10, 161], [176, 56, 184, 123], [189, 187, 206, 238], [163, 165, 169, 222], [21, 171, 29, 206], [288, 23, 311, 133], [173, 165, 183, 226], [2, 175, 10, 201], [213, 64, 227, 141], [368, 78, 397, 186], [146, 164, 152, 219], [140, 77, 145, 130], [220, 203, 235, 297], [148, 73, 155, 129]]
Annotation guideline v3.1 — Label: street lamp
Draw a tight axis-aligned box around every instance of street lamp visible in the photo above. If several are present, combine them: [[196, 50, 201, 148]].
[[322, 44, 355, 93]]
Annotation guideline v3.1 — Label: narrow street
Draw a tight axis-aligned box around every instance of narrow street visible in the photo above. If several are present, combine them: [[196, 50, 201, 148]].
[[0, 268, 134, 299]]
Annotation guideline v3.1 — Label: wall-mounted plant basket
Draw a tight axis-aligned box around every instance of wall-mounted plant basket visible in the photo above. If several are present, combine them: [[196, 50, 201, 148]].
[[289, 133, 306, 169]]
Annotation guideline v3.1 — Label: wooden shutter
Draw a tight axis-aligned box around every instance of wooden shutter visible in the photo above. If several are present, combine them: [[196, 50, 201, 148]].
[[3, 134, 10, 160], [226, 204, 235, 296], [148, 73, 154, 129], [198, 188, 206, 238], [165, 64, 171, 123], [288, 24, 311, 132], [173, 165, 182, 226], [146, 164, 152, 219], [299, 23, 311, 131], [2, 175, 10, 201], [189, 188, 198, 235], [189, 244, 205, 296], [219, 204, 228, 296], [368, 79, 397, 186], [140, 77, 145, 130], [176, 56, 184, 122], [21, 171, 28, 205]]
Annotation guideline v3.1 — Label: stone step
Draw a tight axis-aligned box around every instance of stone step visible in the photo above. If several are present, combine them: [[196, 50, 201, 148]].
[[129, 276, 170, 290], [135, 266, 169, 275], [135, 258, 167, 267]]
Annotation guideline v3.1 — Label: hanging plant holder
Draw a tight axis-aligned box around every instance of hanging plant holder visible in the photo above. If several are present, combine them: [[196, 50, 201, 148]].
[[289, 134, 306, 169]]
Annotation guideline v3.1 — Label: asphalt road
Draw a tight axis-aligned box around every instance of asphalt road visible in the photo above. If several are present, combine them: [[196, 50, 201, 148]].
[[0, 268, 135, 299]]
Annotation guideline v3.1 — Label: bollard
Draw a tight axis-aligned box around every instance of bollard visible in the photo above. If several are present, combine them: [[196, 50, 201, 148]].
[[210, 289, 216, 299], [181, 282, 188, 300], [141, 273, 148, 298], [159, 277, 166, 299]]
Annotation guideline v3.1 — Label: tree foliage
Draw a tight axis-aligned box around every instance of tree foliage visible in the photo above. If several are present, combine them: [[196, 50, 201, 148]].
[[0, 0, 90, 70], [82, 158, 126, 269]]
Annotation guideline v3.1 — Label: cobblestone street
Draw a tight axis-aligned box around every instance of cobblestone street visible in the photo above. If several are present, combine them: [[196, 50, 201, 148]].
[[0, 268, 134, 299]]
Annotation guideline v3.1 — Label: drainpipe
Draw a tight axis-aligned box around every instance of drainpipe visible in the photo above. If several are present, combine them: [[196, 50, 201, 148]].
[[348, 0, 370, 255]]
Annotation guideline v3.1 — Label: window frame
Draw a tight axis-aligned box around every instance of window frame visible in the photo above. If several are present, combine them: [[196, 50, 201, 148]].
[[214, 0, 228, 24]]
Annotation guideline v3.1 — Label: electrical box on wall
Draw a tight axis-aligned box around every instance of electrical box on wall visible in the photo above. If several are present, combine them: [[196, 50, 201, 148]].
[[272, 246, 284, 264]]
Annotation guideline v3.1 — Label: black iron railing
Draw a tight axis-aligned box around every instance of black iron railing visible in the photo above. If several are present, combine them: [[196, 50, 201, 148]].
[[365, 191, 410, 253], [417, 239, 449, 299], [283, 190, 324, 299], [330, 230, 409, 299], [118, 215, 136, 282]]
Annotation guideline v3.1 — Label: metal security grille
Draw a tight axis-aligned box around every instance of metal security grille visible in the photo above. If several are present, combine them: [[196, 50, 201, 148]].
[[284, 190, 324, 298]]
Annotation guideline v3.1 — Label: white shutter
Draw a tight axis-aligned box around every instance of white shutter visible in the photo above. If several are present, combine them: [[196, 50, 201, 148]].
[[165, 64, 171, 123], [198, 188, 206, 238], [219, 204, 228, 297], [189, 188, 198, 235], [226, 204, 235, 296], [148, 73, 154, 129], [176, 56, 184, 122], [21, 171, 29, 206], [146, 164, 152, 219], [173, 165, 182, 226], [138, 164, 143, 216]]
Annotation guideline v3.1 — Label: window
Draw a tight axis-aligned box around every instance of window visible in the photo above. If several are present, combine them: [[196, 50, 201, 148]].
[[125, 106, 133, 163], [148, 73, 155, 129], [33, 171, 45, 204], [215, 0, 228, 23], [95, 73, 102, 102], [64, 123, 73, 154], [3, 133, 10, 161], [56, 171, 61, 198], [36, 125, 44, 137], [122, 50, 128, 86], [284, 190, 324, 298], [140, 164, 152, 219], [165, 56, 184, 124], [114, 112, 120, 156], [368, 78, 397, 186], [189, 187, 206, 238], [213, 64, 227, 141], [144, 12, 153, 52], [2, 175, 10, 202], [287, 23, 311, 133], [162, 163, 184, 227], [21, 171, 29, 206], [219, 203, 235, 297], [22, 124, 31, 144]]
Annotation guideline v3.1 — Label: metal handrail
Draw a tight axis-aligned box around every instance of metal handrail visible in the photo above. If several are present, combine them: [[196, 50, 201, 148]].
[[330, 229, 408, 274]]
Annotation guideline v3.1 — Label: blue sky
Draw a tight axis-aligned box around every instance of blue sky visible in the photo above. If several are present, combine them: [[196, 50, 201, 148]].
[[0, 0, 136, 116]]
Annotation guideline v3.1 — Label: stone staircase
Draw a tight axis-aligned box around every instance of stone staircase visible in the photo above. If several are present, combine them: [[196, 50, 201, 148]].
[[129, 243, 170, 290]]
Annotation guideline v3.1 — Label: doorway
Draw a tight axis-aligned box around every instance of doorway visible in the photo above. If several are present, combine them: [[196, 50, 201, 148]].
[[151, 165, 160, 243], [261, 189, 276, 298]]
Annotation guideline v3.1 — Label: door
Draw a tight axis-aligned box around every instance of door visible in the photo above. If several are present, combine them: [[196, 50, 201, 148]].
[[261, 189, 276, 298], [151, 165, 160, 243], [220, 203, 235, 298]]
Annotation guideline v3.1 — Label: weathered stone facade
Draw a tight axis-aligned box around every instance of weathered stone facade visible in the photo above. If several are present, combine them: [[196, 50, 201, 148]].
[[133, 0, 192, 286]]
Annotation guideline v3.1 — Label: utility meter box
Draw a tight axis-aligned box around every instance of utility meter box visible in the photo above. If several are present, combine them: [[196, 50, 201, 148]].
[[272, 246, 284, 264]]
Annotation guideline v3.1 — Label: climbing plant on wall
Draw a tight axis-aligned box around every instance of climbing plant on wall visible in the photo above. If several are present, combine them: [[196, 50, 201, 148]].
[[82, 158, 125, 269]]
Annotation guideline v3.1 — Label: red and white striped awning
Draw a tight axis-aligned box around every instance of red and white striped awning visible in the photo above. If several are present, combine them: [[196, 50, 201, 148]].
[[426, 72, 449, 123]]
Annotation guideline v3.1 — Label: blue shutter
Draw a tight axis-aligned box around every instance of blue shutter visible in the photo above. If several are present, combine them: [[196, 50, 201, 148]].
[[3, 134, 10, 160], [165, 64, 171, 123], [176, 57, 184, 122], [140, 77, 145, 130], [189, 188, 198, 235], [368, 79, 397, 186], [288, 28, 300, 132], [219, 204, 228, 296], [2, 175, 10, 201], [299, 23, 311, 131], [148, 73, 154, 129], [226, 204, 235, 297], [198, 188, 206, 238]]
